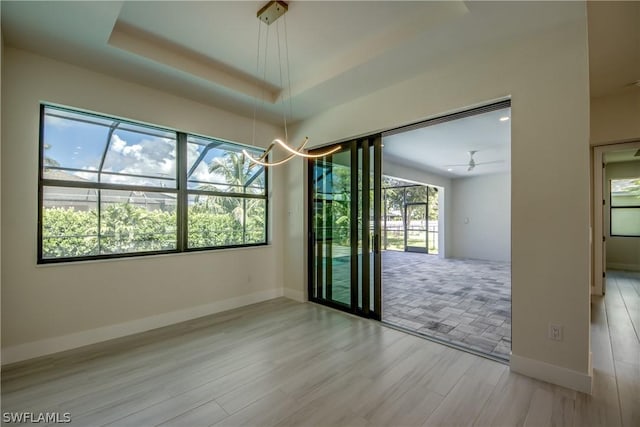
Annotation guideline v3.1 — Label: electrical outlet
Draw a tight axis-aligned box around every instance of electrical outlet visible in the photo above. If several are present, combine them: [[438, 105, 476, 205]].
[[548, 323, 563, 341]]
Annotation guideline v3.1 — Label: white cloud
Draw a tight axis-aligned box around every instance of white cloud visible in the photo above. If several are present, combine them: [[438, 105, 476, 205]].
[[45, 115, 72, 128], [102, 134, 177, 186], [185, 144, 229, 185], [191, 163, 213, 182], [85, 134, 245, 189], [122, 144, 143, 159], [74, 166, 98, 181], [111, 134, 127, 153]]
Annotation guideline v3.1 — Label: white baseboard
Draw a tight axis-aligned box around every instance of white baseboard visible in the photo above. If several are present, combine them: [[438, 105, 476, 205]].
[[606, 263, 640, 272], [510, 353, 592, 394], [2, 288, 284, 366], [283, 287, 306, 302]]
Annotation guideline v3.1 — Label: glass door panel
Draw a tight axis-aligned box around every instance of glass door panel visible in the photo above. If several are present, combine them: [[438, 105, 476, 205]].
[[311, 149, 352, 306], [405, 202, 428, 253], [427, 187, 439, 254], [309, 137, 381, 318]]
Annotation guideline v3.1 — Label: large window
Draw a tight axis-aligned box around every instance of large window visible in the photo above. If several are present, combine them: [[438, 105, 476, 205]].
[[39, 105, 267, 263], [382, 176, 439, 254], [610, 178, 640, 237]]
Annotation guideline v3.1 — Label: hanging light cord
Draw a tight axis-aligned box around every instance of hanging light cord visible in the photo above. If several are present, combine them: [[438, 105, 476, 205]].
[[283, 14, 294, 127], [251, 20, 261, 148], [276, 17, 288, 144], [245, 2, 340, 166]]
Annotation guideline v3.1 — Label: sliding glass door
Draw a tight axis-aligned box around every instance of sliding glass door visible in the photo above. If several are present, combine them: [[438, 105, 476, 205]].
[[308, 136, 382, 319], [405, 202, 428, 253]]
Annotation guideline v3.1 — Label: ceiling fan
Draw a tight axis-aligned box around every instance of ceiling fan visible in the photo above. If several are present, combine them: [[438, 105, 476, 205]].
[[446, 150, 504, 172]]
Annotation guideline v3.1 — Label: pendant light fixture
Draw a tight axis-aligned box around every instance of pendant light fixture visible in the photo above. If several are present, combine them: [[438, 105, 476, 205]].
[[242, 0, 340, 167]]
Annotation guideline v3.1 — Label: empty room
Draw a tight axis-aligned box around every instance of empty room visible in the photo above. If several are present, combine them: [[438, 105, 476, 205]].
[[1, 1, 639, 426], [380, 103, 512, 361]]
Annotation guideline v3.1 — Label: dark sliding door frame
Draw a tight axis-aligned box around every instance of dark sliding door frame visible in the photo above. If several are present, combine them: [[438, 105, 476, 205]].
[[307, 98, 511, 323], [307, 135, 382, 320]]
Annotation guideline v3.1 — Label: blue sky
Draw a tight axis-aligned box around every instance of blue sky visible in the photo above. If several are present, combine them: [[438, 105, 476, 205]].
[[44, 111, 177, 188], [43, 108, 264, 191]]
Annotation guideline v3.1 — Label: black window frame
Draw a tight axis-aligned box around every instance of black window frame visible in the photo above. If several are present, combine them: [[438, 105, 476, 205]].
[[610, 177, 640, 238], [38, 104, 268, 264]]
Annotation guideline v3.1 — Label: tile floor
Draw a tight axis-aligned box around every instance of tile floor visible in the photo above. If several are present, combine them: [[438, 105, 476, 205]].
[[382, 251, 512, 360]]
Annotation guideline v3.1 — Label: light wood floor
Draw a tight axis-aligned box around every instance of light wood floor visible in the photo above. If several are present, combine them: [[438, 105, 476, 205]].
[[590, 270, 640, 427], [1, 271, 638, 426]]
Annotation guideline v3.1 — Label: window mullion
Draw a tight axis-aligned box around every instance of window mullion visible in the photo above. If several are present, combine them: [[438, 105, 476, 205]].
[[97, 189, 102, 254], [37, 105, 45, 262], [177, 132, 188, 251], [39, 104, 268, 263]]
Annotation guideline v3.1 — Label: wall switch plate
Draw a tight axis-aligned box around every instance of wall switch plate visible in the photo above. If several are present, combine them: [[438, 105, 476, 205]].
[[548, 323, 563, 341]]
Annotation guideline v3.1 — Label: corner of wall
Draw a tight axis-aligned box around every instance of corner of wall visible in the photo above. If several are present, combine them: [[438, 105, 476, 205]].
[[510, 353, 592, 394], [282, 158, 307, 299], [590, 91, 640, 145]]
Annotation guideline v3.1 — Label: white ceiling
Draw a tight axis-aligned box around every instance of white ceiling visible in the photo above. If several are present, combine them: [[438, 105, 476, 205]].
[[587, 1, 640, 99], [1, 1, 634, 179], [1, 1, 590, 125], [604, 148, 640, 164], [383, 107, 511, 179]]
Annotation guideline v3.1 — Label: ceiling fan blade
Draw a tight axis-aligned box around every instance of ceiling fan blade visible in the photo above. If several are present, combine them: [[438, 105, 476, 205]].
[[475, 160, 505, 165], [444, 163, 469, 167], [467, 165, 475, 172]]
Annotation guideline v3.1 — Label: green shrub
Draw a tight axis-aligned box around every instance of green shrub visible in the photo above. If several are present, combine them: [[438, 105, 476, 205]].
[[42, 202, 264, 258]]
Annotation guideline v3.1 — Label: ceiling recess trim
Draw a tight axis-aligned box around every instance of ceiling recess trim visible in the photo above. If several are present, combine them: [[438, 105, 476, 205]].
[[108, 21, 281, 103]]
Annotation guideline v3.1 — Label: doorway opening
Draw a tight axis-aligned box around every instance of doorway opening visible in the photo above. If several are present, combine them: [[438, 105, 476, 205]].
[[307, 101, 512, 362], [382, 177, 440, 254], [593, 140, 640, 296], [381, 101, 512, 361]]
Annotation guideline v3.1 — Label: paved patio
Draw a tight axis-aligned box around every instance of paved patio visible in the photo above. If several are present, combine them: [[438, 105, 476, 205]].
[[382, 251, 512, 361]]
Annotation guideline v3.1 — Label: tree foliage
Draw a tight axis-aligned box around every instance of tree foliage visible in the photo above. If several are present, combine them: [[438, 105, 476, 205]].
[[43, 150, 267, 259], [100, 203, 176, 253], [382, 177, 439, 252], [42, 202, 264, 258], [42, 207, 99, 257]]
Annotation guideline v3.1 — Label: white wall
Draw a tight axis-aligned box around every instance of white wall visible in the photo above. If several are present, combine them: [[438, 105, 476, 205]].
[[450, 173, 510, 262], [589, 88, 640, 294], [605, 160, 640, 271], [591, 91, 640, 145], [1, 48, 285, 364], [382, 159, 452, 258], [284, 12, 592, 392], [383, 159, 452, 190]]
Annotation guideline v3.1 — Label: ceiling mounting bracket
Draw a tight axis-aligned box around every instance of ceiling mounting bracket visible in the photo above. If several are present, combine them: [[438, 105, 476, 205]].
[[257, 1, 288, 25]]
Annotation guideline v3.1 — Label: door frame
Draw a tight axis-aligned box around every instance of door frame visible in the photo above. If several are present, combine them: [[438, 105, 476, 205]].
[[404, 202, 429, 253], [307, 100, 512, 322], [592, 139, 640, 295], [307, 135, 382, 319]]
